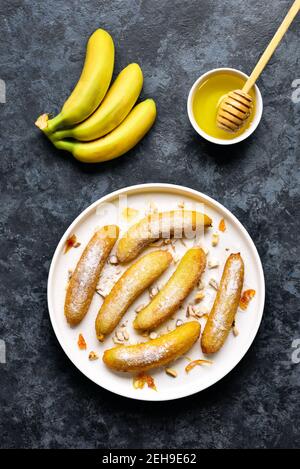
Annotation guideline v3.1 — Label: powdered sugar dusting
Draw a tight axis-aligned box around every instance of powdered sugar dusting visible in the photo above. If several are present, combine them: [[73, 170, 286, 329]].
[[67, 241, 106, 315], [136, 248, 205, 328], [118, 341, 171, 367], [209, 255, 244, 339], [97, 251, 171, 333]]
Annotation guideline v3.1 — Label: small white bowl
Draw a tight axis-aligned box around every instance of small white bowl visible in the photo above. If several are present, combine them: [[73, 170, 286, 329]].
[[187, 67, 263, 145]]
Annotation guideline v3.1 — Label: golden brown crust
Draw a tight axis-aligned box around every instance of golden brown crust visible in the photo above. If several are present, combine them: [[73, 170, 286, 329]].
[[201, 253, 244, 354], [64, 225, 119, 326], [133, 247, 206, 331], [103, 321, 201, 372], [116, 210, 212, 263], [95, 250, 172, 340]]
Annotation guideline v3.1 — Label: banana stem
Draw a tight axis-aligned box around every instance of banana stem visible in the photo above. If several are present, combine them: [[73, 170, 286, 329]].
[[50, 129, 73, 142], [46, 114, 64, 133], [35, 113, 64, 135], [53, 139, 75, 154]]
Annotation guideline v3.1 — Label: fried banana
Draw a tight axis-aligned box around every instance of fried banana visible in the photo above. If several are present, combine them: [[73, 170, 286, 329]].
[[103, 321, 201, 372], [64, 225, 119, 325], [201, 253, 244, 354], [95, 250, 172, 340], [133, 247, 206, 331], [116, 210, 212, 263]]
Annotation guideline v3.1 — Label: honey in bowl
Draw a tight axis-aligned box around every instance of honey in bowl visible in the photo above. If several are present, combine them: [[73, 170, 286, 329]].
[[192, 71, 256, 140]]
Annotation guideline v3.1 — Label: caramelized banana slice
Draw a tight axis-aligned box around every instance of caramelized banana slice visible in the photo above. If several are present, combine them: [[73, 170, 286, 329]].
[[201, 253, 244, 354], [133, 247, 206, 331], [65, 225, 119, 326], [117, 210, 212, 263], [103, 321, 201, 372], [95, 250, 172, 340]]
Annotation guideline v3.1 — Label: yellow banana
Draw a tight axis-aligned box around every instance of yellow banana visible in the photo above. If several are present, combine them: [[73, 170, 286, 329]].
[[35, 29, 114, 134], [53, 99, 156, 163], [51, 63, 143, 142]]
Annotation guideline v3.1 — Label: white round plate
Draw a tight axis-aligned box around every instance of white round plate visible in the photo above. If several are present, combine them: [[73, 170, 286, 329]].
[[48, 183, 265, 401]]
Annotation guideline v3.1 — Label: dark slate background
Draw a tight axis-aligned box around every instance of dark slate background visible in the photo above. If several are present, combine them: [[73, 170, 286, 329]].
[[0, 0, 299, 449]]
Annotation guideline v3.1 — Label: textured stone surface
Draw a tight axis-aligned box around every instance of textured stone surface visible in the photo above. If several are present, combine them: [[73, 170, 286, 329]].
[[0, 0, 299, 449]]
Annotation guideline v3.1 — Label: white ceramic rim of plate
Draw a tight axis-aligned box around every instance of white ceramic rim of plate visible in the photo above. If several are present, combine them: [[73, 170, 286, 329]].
[[47, 183, 265, 401]]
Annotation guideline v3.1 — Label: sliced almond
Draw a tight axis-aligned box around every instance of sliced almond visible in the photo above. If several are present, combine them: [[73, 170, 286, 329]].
[[115, 330, 125, 342], [135, 303, 147, 313], [186, 305, 195, 318], [208, 258, 219, 269], [113, 337, 124, 345], [149, 286, 159, 299], [219, 218, 226, 232], [194, 291, 205, 302], [64, 234, 78, 254], [193, 304, 209, 318], [201, 313, 209, 320], [88, 351, 99, 361], [185, 359, 213, 373], [96, 288, 107, 298], [149, 332, 158, 340], [77, 333, 87, 350], [109, 255, 118, 265], [192, 311, 203, 319], [172, 253, 180, 264], [165, 368, 177, 378], [168, 243, 176, 253], [209, 278, 219, 290], [239, 289, 256, 310], [211, 233, 219, 247]]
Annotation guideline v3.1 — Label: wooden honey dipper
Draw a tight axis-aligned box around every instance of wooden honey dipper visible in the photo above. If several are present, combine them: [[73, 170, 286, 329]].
[[217, 0, 300, 133]]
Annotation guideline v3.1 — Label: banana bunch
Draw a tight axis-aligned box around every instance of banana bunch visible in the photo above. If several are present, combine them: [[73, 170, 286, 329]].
[[35, 29, 156, 163]]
